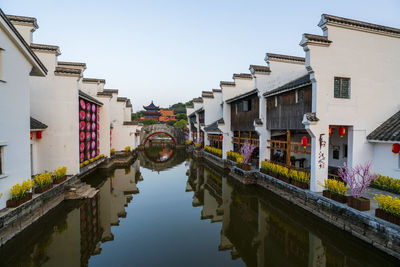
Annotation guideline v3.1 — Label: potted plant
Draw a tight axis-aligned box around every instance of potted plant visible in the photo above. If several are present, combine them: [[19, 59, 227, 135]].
[[323, 179, 348, 203], [237, 143, 255, 171], [125, 146, 131, 154], [110, 148, 115, 155], [374, 194, 400, 226], [34, 172, 53, 194], [53, 166, 67, 184], [6, 179, 34, 208], [339, 162, 376, 211]]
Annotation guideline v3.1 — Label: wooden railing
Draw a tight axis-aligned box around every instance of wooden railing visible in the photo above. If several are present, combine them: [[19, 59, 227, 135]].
[[268, 140, 311, 155], [232, 137, 259, 146]]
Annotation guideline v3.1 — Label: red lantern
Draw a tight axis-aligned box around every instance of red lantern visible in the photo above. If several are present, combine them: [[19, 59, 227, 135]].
[[301, 136, 308, 150], [220, 135, 223, 141], [30, 131, 33, 140], [36, 131, 42, 139], [329, 126, 332, 136], [339, 126, 346, 138], [393, 143, 400, 154]]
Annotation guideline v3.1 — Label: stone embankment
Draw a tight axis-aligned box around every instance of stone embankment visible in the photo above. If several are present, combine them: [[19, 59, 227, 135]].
[[191, 147, 400, 259]]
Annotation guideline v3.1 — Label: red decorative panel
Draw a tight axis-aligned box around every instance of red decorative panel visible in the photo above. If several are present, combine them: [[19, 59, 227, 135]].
[[79, 97, 100, 163]]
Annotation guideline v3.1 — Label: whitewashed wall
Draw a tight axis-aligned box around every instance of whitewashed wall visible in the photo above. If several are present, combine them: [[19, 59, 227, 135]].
[[373, 143, 400, 178], [303, 21, 400, 190], [0, 27, 33, 208]]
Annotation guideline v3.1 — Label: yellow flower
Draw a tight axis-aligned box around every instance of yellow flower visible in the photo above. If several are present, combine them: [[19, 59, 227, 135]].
[[35, 173, 52, 188]]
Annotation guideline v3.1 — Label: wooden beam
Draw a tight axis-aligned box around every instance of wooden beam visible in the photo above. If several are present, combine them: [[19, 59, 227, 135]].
[[286, 130, 291, 166]]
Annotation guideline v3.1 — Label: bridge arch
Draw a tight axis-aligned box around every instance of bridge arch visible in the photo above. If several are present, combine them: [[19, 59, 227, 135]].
[[140, 124, 185, 146]]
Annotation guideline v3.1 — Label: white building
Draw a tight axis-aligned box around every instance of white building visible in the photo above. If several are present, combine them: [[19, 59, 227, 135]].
[[202, 89, 223, 148], [0, 11, 47, 207], [299, 14, 400, 191]]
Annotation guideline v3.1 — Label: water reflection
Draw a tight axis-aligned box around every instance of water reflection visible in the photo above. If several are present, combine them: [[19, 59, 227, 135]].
[[186, 159, 400, 267], [139, 145, 186, 172], [1, 155, 399, 266]]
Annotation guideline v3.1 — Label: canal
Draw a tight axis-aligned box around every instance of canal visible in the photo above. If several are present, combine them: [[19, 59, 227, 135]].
[[0, 146, 399, 266]]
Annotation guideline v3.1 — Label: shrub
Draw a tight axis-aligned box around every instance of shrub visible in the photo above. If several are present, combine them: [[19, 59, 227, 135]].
[[100, 154, 104, 158], [83, 160, 89, 166], [10, 179, 34, 200], [324, 179, 348, 196], [186, 140, 193, 145], [374, 194, 400, 215], [34, 173, 52, 188], [371, 175, 400, 194], [125, 146, 131, 152], [240, 143, 256, 164], [54, 167, 67, 179], [110, 148, 115, 154], [261, 160, 310, 184]]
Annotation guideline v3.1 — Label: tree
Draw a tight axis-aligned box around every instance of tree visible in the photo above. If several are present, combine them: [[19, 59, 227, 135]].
[[176, 113, 187, 120], [173, 119, 187, 129], [166, 120, 176, 126], [143, 119, 158, 126]]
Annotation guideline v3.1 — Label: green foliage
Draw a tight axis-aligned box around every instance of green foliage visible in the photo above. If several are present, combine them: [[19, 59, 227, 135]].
[[143, 119, 158, 126], [176, 113, 187, 120], [166, 120, 176, 126], [173, 119, 187, 129]]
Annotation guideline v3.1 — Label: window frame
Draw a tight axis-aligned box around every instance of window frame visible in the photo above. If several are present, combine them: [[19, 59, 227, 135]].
[[334, 77, 351, 99]]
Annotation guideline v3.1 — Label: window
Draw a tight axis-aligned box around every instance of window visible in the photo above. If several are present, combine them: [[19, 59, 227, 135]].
[[243, 100, 249, 112], [236, 102, 242, 113], [297, 89, 303, 103], [334, 77, 350, 98]]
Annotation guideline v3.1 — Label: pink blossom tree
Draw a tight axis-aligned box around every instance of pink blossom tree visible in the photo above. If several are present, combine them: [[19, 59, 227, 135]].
[[240, 142, 256, 164], [338, 162, 377, 199]]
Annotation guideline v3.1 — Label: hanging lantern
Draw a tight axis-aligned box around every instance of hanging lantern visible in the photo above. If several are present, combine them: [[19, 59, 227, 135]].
[[393, 143, 400, 154], [301, 136, 308, 150], [329, 126, 332, 136], [339, 126, 346, 138], [220, 135, 223, 141], [36, 131, 42, 139], [30, 131, 33, 140]]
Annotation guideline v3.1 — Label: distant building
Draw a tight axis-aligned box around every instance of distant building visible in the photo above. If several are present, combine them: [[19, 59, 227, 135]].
[[141, 101, 161, 120], [159, 109, 176, 123]]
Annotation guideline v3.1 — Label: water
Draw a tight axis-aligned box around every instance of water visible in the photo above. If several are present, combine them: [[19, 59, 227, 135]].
[[0, 147, 399, 267]]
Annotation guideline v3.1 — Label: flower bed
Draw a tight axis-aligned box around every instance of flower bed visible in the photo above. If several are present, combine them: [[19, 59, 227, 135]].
[[80, 154, 104, 168], [260, 160, 310, 189], [6, 179, 34, 208], [371, 175, 400, 194], [322, 179, 348, 203], [227, 151, 243, 163], [374, 194, 400, 225], [53, 166, 67, 184], [34, 172, 53, 194], [347, 197, 370, 211], [204, 146, 222, 158]]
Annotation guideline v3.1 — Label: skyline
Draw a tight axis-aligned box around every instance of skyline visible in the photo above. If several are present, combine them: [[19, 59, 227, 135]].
[[2, 0, 400, 111]]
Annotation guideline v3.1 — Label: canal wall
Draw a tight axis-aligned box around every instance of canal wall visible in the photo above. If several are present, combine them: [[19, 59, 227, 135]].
[[196, 148, 400, 259], [0, 151, 138, 247]]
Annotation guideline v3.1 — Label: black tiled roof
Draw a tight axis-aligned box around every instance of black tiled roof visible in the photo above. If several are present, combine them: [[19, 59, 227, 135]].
[[226, 89, 258, 104], [143, 101, 159, 110], [305, 112, 319, 122], [367, 111, 400, 142], [264, 75, 311, 97], [79, 90, 103, 106], [30, 117, 47, 130], [303, 33, 332, 44], [204, 119, 222, 133]]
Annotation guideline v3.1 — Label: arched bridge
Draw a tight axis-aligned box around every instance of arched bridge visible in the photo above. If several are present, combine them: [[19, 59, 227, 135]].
[[140, 124, 186, 146]]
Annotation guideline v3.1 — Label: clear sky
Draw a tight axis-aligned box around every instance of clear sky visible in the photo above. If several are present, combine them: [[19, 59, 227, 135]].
[[2, 0, 400, 111]]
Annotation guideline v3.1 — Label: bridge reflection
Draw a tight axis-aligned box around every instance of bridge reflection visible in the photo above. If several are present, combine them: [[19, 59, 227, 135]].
[[139, 145, 186, 172]]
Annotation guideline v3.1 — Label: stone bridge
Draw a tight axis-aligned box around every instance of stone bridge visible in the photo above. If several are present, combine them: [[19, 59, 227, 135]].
[[140, 124, 186, 146]]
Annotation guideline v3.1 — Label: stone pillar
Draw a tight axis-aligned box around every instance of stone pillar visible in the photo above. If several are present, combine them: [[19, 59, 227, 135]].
[[306, 122, 329, 192], [221, 103, 233, 159]]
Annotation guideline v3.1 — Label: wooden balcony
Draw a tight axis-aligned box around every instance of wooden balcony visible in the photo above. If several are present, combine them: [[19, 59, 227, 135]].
[[267, 140, 311, 155], [232, 137, 259, 147]]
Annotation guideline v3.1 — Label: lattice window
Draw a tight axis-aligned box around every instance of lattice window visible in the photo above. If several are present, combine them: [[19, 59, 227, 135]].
[[334, 77, 350, 98]]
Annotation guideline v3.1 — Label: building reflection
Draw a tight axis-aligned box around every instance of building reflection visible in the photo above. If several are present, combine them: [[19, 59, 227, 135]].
[[186, 158, 397, 267], [0, 160, 142, 267]]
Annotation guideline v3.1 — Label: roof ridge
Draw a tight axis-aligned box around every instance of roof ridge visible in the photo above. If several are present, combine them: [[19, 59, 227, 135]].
[[266, 53, 305, 63]]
